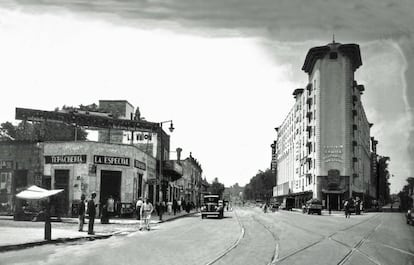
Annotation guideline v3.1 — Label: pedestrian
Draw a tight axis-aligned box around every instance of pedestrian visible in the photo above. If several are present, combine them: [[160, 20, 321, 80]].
[[78, 194, 86, 232], [87, 192, 97, 235], [167, 201, 172, 215], [101, 202, 109, 224], [173, 199, 178, 215], [157, 201, 165, 221], [344, 199, 350, 218], [140, 199, 154, 231], [107, 195, 115, 218], [136, 197, 143, 220]]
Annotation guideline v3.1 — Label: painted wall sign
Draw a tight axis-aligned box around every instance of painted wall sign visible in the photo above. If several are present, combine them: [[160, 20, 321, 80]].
[[45, 155, 87, 164], [0, 160, 13, 169], [134, 159, 146, 171], [323, 145, 343, 163], [93, 155, 130, 166]]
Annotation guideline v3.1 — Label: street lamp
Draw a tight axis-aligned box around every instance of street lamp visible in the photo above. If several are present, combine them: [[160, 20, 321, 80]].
[[159, 120, 174, 133], [157, 120, 174, 204]]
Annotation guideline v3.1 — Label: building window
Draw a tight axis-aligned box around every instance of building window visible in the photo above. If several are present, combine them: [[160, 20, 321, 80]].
[[329, 52, 338, 59]]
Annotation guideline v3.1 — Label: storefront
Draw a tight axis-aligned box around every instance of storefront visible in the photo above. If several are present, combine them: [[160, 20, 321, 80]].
[[43, 141, 156, 216]]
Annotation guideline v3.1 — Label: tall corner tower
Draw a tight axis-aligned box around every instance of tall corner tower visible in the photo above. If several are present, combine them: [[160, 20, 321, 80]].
[[302, 41, 362, 202]]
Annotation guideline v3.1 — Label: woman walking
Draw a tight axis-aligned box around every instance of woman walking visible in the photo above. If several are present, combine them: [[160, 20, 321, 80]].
[[140, 199, 154, 231]]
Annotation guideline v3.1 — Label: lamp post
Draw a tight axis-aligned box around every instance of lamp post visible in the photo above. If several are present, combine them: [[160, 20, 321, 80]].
[[157, 120, 174, 204]]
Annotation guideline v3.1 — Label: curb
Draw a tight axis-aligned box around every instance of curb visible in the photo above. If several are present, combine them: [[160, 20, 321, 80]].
[[0, 234, 112, 253], [157, 211, 199, 223]]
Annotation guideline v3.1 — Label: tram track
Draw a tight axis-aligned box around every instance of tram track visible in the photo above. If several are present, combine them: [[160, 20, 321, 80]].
[[204, 209, 245, 265], [273, 212, 383, 264]]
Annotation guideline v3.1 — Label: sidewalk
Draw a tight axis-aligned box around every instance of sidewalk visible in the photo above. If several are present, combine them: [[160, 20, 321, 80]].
[[0, 210, 198, 252]]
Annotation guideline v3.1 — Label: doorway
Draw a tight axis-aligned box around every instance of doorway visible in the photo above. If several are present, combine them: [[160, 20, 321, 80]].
[[54, 169, 69, 216], [325, 193, 341, 210], [100, 170, 122, 205]]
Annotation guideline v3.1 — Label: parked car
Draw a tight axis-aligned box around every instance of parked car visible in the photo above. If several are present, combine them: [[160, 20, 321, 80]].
[[201, 195, 224, 219], [305, 198, 322, 215], [406, 208, 414, 225]]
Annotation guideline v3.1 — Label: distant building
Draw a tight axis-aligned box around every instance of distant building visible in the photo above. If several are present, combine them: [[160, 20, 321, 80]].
[[272, 41, 376, 210]]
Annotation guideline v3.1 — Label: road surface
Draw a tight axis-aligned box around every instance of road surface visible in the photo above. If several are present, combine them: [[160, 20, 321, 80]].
[[1, 207, 413, 265]]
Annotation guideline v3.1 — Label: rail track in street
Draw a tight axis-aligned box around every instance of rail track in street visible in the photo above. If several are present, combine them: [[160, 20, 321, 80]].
[[205, 208, 414, 265]]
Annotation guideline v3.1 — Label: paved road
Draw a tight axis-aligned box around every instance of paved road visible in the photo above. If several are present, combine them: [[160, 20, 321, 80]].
[[1, 208, 413, 265]]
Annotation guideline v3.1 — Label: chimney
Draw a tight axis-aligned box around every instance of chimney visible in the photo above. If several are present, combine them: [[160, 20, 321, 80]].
[[176, 148, 182, 161]]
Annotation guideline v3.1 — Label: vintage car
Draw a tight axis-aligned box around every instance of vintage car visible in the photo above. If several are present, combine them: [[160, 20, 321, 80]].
[[201, 195, 224, 219], [407, 208, 413, 225], [305, 198, 322, 215]]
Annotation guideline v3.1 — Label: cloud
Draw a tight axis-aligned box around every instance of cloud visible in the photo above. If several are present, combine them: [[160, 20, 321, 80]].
[[2, 0, 414, 187]]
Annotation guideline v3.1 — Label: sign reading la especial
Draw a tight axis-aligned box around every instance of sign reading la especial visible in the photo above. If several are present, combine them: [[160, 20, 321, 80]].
[[94, 155, 130, 166], [45, 155, 87, 164], [134, 160, 146, 171]]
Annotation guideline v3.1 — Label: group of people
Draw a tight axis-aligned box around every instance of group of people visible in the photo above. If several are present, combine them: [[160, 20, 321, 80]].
[[135, 197, 154, 231], [78, 192, 97, 235], [343, 197, 364, 218]]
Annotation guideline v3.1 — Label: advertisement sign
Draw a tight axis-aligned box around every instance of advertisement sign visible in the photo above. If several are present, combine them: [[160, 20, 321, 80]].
[[45, 155, 87, 164], [134, 160, 146, 171], [93, 155, 130, 166]]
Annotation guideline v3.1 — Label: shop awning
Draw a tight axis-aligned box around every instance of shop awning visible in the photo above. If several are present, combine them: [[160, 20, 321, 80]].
[[16, 185, 63, 200]]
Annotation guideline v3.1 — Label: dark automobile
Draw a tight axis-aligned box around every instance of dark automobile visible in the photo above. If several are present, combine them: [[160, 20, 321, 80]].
[[305, 198, 322, 215], [201, 195, 224, 219], [407, 208, 413, 225]]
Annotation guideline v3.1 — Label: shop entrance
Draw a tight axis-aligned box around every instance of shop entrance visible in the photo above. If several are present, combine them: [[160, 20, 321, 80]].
[[54, 169, 69, 216], [100, 170, 121, 204], [325, 193, 341, 210]]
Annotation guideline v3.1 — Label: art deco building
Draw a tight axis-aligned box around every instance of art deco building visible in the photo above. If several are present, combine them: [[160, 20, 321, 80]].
[[272, 41, 375, 210]]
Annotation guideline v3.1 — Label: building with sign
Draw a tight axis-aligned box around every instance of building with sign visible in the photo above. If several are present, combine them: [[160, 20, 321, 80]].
[[42, 141, 156, 216], [272, 41, 376, 210]]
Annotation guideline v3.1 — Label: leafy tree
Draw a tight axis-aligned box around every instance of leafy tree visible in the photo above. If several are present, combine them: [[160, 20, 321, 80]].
[[208, 177, 225, 197], [243, 169, 275, 202], [398, 177, 414, 210]]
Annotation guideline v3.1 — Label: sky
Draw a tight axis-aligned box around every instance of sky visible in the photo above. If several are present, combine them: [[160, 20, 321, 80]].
[[0, 0, 413, 192]]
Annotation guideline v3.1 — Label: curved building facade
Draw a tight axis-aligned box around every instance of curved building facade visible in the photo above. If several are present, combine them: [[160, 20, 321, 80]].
[[272, 42, 375, 210]]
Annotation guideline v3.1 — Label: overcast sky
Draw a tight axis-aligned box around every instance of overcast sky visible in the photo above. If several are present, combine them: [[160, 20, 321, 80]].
[[0, 0, 413, 192]]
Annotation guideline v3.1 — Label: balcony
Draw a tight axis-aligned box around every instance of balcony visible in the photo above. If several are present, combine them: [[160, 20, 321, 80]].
[[353, 173, 359, 178], [306, 141, 312, 147], [353, 124, 358, 130], [352, 95, 358, 104], [306, 111, 313, 118], [352, 109, 357, 116], [306, 126, 312, 132], [352, 140, 357, 146], [357, 84, 365, 93], [163, 160, 183, 181], [306, 83, 312, 91], [306, 97, 313, 105], [352, 157, 358, 163]]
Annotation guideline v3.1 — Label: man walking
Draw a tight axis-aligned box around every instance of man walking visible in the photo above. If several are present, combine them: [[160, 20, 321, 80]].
[[87, 192, 97, 235], [78, 194, 86, 232]]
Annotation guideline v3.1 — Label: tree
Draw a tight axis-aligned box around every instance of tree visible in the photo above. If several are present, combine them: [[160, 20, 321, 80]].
[[398, 177, 414, 210], [1, 119, 88, 142], [208, 178, 225, 197], [243, 169, 275, 202]]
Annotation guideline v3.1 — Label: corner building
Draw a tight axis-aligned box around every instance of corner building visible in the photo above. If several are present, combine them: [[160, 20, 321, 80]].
[[273, 42, 374, 210]]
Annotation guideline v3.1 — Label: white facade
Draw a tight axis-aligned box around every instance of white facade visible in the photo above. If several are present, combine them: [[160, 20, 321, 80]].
[[273, 42, 374, 209]]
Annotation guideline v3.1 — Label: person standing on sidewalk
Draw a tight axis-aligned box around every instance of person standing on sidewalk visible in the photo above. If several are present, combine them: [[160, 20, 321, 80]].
[[87, 192, 97, 235], [140, 199, 154, 231], [136, 197, 143, 220], [78, 194, 86, 232]]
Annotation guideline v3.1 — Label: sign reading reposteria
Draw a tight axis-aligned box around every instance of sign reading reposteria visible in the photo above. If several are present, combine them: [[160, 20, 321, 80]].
[[45, 155, 86, 164], [94, 155, 130, 166]]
